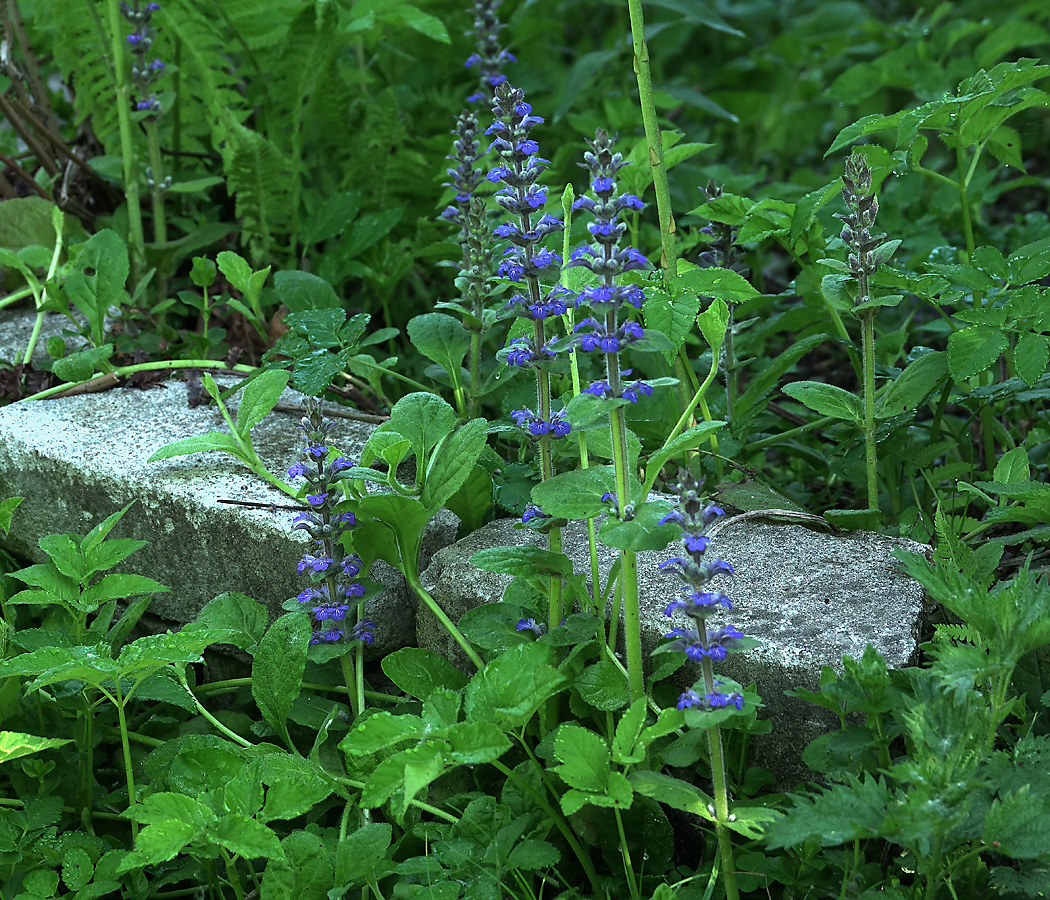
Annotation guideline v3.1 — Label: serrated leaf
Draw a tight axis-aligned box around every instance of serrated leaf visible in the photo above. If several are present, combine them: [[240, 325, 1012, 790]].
[[339, 710, 424, 756], [598, 501, 679, 552], [381, 648, 468, 700], [679, 266, 759, 305], [463, 642, 566, 730], [252, 612, 311, 748], [553, 723, 612, 793], [948, 326, 1009, 380], [995, 447, 1031, 484], [1014, 331, 1049, 387], [612, 699, 648, 765], [212, 813, 286, 860], [696, 297, 730, 350], [574, 658, 630, 711], [643, 287, 701, 362], [0, 730, 72, 762], [875, 351, 948, 418]]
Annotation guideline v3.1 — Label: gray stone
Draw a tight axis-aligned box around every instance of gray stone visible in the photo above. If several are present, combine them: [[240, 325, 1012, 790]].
[[419, 515, 930, 788], [0, 379, 455, 655]]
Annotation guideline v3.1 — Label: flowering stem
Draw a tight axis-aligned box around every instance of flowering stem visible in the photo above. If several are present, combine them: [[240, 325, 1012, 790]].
[[700, 654, 739, 900], [144, 117, 168, 298], [105, 0, 146, 286], [861, 312, 878, 510]]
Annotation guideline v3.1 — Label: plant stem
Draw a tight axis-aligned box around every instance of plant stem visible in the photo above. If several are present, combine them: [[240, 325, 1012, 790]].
[[105, 0, 146, 286], [112, 687, 138, 836], [144, 118, 169, 302], [404, 569, 485, 670], [699, 653, 738, 900], [861, 312, 878, 511]]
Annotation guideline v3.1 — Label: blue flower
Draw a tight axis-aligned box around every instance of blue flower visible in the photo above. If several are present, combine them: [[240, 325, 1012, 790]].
[[522, 503, 550, 524], [664, 591, 732, 617], [516, 618, 547, 636]]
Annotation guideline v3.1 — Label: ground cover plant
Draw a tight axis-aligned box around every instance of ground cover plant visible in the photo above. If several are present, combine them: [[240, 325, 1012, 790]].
[[0, 0, 1049, 897]]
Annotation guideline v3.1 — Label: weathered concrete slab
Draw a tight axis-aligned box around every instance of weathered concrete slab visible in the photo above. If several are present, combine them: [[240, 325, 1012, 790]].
[[0, 379, 455, 655], [419, 516, 930, 788]]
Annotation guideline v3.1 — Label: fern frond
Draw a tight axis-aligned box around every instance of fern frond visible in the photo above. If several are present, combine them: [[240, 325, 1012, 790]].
[[222, 117, 292, 265], [163, 0, 251, 150], [51, 0, 119, 150], [931, 622, 985, 647]]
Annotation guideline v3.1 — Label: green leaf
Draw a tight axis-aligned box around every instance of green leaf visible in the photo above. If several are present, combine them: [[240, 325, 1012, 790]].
[[1014, 331, 1049, 387], [386, 392, 457, 474], [408, 313, 471, 379], [353, 495, 431, 571], [421, 418, 489, 513], [679, 266, 759, 305], [301, 191, 361, 245], [0, 730, 72, 763], [574, 659, 630, 711], [212, 813, 286, 860], [469, 545, 573, 579], [339, 710, 424, 756], [599, 500, 679, 552], [612, 699, 648, 765], [259, 774, 335, 823], [51, 344, 115, 382], [62, 847, 93, 891], [695, 297, 731, 351], [274, 270, 340, 311], [782, 381, 863, 422], [947, 325, 1009, 380], [65, 230, 129, 347], [530, 467, 616, 520], [445, 720, 512, 764], [875, 351, 948, 418], [126, 791, 217, 828], [643, 286, 702, 363], [506, 839, 560, 871], [0, 496, 23, 536], [362, 740, 446, 818], [645, 421, 725, 487], [463, 642, 566, 730], [381, 648, 468, 700], [252, 612, 311, 748], [995, 447, 1031, 485], [763, 774, 892, 849], [194, 591, 269, 654], [236, 368, 290, 435], [629, 770, 715, 822], [553, 723, 612, 794], [118, 821, 198, 872], [147, 431, 243, 463], [825, 111, 907, 157]]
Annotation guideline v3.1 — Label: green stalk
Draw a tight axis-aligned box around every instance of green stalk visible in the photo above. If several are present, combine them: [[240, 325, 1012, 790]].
[[144, 117, 168, 301], [626, 0, 700, 416], [105, 0, 146, 285], [111, 686, 138, 836], [955, 140, 996, 473], [22, 210, 65, 367], [404, 569, 485, 670], [21, 359, 258, 402], [861, 312, 878, 511], [178, 670, 254, 749], [698, 655, 738, 900]]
